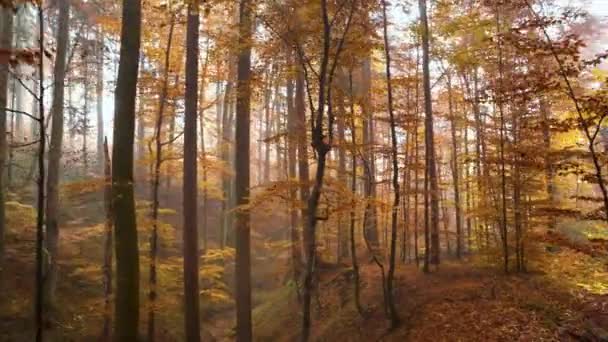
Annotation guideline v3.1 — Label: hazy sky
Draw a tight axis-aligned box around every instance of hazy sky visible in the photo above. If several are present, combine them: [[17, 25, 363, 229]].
[[589, 0, 608, 17]]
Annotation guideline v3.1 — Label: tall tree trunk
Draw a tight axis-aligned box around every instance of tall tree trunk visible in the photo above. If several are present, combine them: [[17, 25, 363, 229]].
[[44, 0, 69, 317], [347, 71, 362, 315], [96, 27, 105, 173], [540, 98, 555, 229], [0, 5, 13, 276], [148, 14, 175, 341], [419, 0, 440, 266], [35, 6, 45, 340], [495, 7, 509, 273], [463, 114, 473, 252], [83, 45, 90, 174], [336, 91, 348, 261], [381, 0, 401, 327], [235, 0, 253, 339], [183, 2, 201, 340], [112, 0, 142, 339], [361, 56, 379, 248], [102, 138, 113, 341], [286, 57, 302, 282], [413, 46, 420, 267], [200, 37, 211, 253], [296, 66, 310, 262], [513, 105, 523, 272], [303, 1, 332, 338], [447, 72, 463, 259], [221, 62, 235, 248]]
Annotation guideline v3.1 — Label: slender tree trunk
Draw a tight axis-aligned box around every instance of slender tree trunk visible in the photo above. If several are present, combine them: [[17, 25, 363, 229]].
[[463, 114, 472, 252], [44, 0, 69, 317], [0, 6, 13, 275], [221, 62, 235, 248], [361, 56, 379, 248], [148, 15, 175, 341], [347, 72, 362, 315], [112, 0, 142, 339], [35, 6, 46, 340], [513, 105, 523, 272], [419, 0, 440, 267], [413, 46, 420, 267], [381, 0, 401, 327], [102, 138, 113, 341], [540, 98, 555, 228], [200, 37, 211, 253], [96, 28, 105, 173], [296, 66, 310, 262], [263, 68, 271, 183], [495, 7, 509, 273], [447, 72, 463, 258], [286, 58, 302, 282], [83, 44, 90, 174], [337, 91, 348, 261]]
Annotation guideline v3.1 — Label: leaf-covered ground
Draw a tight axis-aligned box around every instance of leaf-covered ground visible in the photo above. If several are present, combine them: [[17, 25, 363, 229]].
[[1, 198, 607, 341], [253, 244, 608, 341]]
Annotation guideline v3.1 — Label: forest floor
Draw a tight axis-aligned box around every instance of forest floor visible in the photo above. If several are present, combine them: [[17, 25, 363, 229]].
[[253, 245, 608, 341], [1, 194, 607, 341]]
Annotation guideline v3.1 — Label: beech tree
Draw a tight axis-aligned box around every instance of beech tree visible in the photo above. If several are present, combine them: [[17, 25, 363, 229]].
[[112, 0, 142, 339]]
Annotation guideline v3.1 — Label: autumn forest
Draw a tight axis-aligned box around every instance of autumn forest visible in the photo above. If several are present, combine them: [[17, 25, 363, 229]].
[[0, 0, 607, 341]]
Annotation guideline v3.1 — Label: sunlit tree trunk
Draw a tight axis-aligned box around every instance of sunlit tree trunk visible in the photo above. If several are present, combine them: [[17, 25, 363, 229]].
[[96, 27, 105, 173], [0, 6, 13, 274]]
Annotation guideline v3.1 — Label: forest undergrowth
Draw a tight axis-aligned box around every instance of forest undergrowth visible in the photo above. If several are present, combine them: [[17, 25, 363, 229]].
[[1, 193, 606, 341]]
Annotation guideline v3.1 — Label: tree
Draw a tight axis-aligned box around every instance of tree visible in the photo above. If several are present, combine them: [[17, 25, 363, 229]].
[[381, 0, 400, 328], [183, 0, 201, 340], [102, 138, 113, 341], [44, 0, 69, 317], [235, 0, 253, 339], [112, 0, 142, 339], [0, 4, 13, 275], [148, 9, 176, 341], [419, 0, 440, 268]]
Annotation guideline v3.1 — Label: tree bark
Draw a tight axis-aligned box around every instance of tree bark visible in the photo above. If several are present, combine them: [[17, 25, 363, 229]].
[[112, 0, 142, 339], [44, 0, 69, 316], [148, 14, 175, 341], [235, 0, 253, 339], [419, 0, 440, 266], [35, 6, 45, 340], [381, 0, 401, 327], [286, 56, 302, 282], [102, 138, 113, 341], [183, 2, 201, 340], [447, 72, 463, 258], [96, 27, 105, 173], [0, 5, 13, 275]]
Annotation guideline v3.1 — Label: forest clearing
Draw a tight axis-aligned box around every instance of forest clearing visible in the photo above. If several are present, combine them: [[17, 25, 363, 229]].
[[0, 0, 608, 341]]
